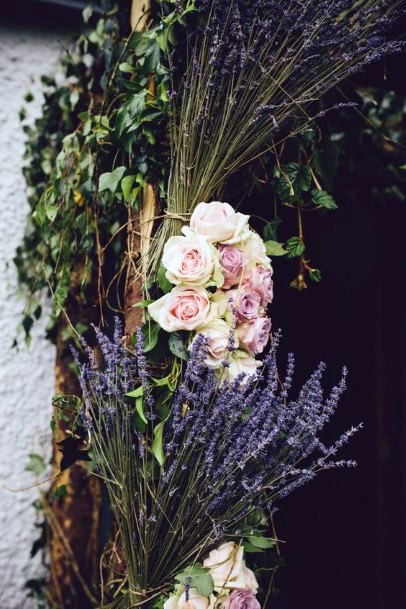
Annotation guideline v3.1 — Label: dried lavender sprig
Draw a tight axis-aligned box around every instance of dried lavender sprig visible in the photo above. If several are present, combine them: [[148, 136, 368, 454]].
[[74, 320, 360, 592]]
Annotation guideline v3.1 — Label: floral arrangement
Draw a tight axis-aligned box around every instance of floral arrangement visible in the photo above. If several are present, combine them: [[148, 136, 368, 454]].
[[148, 201, 274, 381], [20, 0, 404, 605]]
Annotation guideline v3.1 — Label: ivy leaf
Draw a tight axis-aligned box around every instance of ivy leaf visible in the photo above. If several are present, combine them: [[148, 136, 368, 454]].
[[264, 240, 287, 257], [310, 268, 322, 282], [152, 420, 165, 466], [276, 162, 312, 202], [311, 189, 338, 210], [285, 236, 305, 258], [169, 332, 189, 361], [175, 566, 215, 597], [46, 205, 58, 223], [121, 175, 136, 202], [26, 453, 46, 476], [263, 218, 282, 241], [99, 166, 126, 193]]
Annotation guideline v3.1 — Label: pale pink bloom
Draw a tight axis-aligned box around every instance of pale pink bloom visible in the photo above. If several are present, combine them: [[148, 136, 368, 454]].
[[162, 234, 222, 287], [246, 265, 274, 304], [148, 286, 211, 332], [186, 202, 250, 244]]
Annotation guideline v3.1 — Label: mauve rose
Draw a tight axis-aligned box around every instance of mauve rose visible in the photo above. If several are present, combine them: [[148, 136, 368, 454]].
[[238, 317, 272, 354], [148, 286, 211, 332], [186, 202, 250, 244], [219, 245, 246, 288], [222, 590, 260, 609], [247, 265, 274, 304], [228, 286, 263, 322]]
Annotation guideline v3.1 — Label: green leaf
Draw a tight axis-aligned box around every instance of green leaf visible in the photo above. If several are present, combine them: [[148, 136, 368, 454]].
[[310, 268, 322, 282], [264, 240, 287, 257], [169, 332, 189, 361], [244, 541, 264, 553], [276, 162, 312, 203], [285, 236, 305, 258], [135, 396, 147, 425], [46, 205, 58, 223], [121, 175, 136, 202], [263, 218, 281, 241], [311, 189, 338, 210], [157, 264, 172, 293], [26, 453, 46, 476], [133, 299, 153, 308], [53, 484, 68, 500], [126, 386, 144, 398], [246, 535, 276, 549], [99, 166, 126, 193], [175, 566, 214, 597], [119, 62, 135, 74], [142, 321, 161, 352], [152, 421, 165, 466]]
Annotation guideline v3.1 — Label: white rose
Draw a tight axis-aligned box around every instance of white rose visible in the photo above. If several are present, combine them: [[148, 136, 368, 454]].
[[148, 286, 211, 332], [185, 202, 250, 244], [164, 588, 212, 609], [203, 542, 259, 593], [190, 319, 238, 369], [225, 351, 262, 383], [162, 235, 223, 288], [241, 231, 271, 269], [203, 542, 245, 589]]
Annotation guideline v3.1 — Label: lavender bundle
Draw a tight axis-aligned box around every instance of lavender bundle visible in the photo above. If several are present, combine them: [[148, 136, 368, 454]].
[[148, 0, 404, 274], [74, 320, 359, 606]]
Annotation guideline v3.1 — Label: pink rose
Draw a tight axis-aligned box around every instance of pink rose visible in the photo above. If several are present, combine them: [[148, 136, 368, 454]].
[[246, 265, 274, 304], [222, 590, 260, 609], [162, 234, 222, 287], [148, 286, 211, 332], [186, 202, 250, 244], [228, 286, 264, 322], [219, 245, 246, 289], [238, 317, 272, 354]]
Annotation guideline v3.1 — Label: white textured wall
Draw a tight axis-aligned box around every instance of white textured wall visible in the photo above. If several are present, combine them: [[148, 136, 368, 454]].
[[0, 26, 67, 608]]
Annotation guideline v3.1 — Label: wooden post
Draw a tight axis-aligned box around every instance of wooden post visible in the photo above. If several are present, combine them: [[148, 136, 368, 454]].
[[125, 0, 156, 339], [48, 278, 101, 609]]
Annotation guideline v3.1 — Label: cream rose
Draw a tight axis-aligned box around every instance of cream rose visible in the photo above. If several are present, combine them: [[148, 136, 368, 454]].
[[225, 351, 262, 383], [162, 235, 223, 288], [185, 202, 250, 244], [164, 588, 213, 609], [203, 542, 259, 593], [148, 286, 211, 332], [242, 231, 271, 269], [190, 319, 237, 369]]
